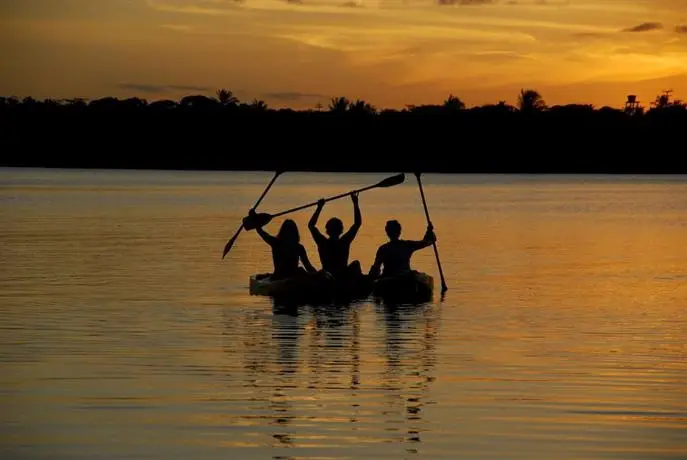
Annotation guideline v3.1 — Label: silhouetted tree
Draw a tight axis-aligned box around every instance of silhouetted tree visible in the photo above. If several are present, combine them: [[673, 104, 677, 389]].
[[249, 99, 268, 111], [650, 90, 686, 110], [328, 96, 350, 113], [216, 88, 239, 107], [149, 99, 178, 110], [65, 98, 87, 108], [348, 99, 376, 115], [180, 94, 217, 109], [443, 94, 465, 111], [517, 89, 546, 112]]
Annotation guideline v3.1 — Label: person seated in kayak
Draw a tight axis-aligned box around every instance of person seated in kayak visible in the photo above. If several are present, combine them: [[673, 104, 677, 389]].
[[368, 219, 436, 278], [250, 211, 318, 280], [308, 191, 363, 280]]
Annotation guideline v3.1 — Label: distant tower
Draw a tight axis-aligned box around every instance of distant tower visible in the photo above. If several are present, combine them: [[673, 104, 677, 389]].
[[624, 94, 643, 115]]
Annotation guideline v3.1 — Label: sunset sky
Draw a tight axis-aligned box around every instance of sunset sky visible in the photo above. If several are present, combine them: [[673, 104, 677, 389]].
[[1, 0, 686, 109]]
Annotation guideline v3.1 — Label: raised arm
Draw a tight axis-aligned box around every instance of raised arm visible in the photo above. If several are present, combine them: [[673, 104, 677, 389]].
[[342, 192, 361, 243], [246, 208, 279, 246], [255, 225, 278, 246], [308, 199, 327, 244], [298, 244, 318, 273]]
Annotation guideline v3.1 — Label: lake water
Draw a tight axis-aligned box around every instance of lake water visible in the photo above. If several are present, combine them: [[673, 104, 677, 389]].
[[1, 168, 686, 460]]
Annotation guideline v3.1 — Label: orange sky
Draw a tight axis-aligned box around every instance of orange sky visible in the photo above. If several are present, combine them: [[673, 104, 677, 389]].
[[1, 0, 686, 109]]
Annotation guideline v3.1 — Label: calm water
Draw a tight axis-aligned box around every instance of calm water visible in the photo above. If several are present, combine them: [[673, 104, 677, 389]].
[[1, 168, 686, 460]]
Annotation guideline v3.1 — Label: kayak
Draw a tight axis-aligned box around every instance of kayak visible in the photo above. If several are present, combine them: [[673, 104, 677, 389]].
[[249, 270, 433, 303], [371, 270, 434, 302], [249, 271, 372, 301]]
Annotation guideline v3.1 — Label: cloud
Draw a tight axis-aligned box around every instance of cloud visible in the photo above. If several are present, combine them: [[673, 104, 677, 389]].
[[572, 32, 607, 39], [145, 0, 242, 15], [468, 50, 530, 61], [676, 25, 687, 34], [263, 91, 329, 101], [622, 22, 663, 32], [117, 83, 212, 93], [436, 0, 495, 5], [159, 24, 192, 32]]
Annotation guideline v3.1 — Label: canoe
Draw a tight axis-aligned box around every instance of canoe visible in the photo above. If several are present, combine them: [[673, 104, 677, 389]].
[[371, 270, 434, 302], [249, 270, 433, 303], [249, 271, 372, 302]]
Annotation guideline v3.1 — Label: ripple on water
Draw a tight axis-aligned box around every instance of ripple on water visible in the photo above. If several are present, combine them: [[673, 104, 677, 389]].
[[2, 170, 687, 460]]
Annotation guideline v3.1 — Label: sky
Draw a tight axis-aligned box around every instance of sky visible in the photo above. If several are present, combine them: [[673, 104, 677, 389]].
[[1, 0, 686, 109]]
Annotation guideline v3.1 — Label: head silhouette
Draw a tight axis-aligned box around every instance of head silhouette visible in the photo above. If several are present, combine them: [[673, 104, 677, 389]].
[[277, 219, 300, 244], [325, 217, 343, 239], [385, 220, 401, 240]]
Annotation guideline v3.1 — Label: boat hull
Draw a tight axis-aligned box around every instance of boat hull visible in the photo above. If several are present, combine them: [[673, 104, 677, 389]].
[[249, 270, 433, 304], [371, 271, 434, 303]]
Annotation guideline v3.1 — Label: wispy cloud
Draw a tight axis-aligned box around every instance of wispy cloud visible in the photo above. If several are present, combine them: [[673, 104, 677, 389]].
[[676, 25, 687, 34], [436, 0, 495, 5], [572, 32, 607, 39], [468, 50, 531, 61], [622, 22, 663, 33], [159, 24, 193, 31], [145, 0, 243, 16], [145, 0, 525, 13], [117, 83, 212, 93], [263, 91, 328, 100]]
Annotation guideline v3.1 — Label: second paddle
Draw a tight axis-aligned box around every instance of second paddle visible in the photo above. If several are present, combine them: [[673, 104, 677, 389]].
[[242, 173, 405, 230]]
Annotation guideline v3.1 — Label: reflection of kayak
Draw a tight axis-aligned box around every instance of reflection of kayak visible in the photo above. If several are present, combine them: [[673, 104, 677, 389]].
[[249, 270, 433, 303], [371, 270, 434, 302]]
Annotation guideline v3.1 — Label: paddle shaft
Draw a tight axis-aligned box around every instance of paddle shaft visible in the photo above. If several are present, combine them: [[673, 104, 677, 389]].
[[253, 170, 283, 209], [415, 172, 448, 293], [269, 175, 401, 219], [222, 170, 283, 259]]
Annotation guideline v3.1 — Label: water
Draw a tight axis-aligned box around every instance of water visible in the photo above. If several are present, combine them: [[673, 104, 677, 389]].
[[1, 168, 686, 459]]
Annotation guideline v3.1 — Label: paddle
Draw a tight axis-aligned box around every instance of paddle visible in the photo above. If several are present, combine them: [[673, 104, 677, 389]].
[[414, 171, 448, 294], [242, 173, 405, 230], [221, 170, 284, 259]]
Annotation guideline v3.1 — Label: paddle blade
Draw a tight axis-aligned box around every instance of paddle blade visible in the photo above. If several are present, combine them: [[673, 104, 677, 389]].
[[243, 212, 272, 231], [375, 173, 405, 188], [222, 227, 242, 259]]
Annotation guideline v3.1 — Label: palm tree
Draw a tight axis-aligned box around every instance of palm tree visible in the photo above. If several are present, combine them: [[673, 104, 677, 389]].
[[517, 89, 546, 112], [328, 96, 350, 112], [348, 99, 376, 115], [216, 88, 239, 107], [443, 94, 465, 111], [250, 99, 268, 111]]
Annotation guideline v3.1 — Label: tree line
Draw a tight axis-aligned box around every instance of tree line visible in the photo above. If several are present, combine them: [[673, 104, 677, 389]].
[[2, 88, 685, 173]]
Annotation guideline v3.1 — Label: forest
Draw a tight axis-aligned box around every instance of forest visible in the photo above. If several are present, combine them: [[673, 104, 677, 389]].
[[2, 88, 685, 173]]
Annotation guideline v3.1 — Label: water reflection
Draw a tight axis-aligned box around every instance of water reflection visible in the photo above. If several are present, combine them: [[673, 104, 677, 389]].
[[270, 311, 301, 449], [223, 299, 440, 457], [375, 301, 439, 455]]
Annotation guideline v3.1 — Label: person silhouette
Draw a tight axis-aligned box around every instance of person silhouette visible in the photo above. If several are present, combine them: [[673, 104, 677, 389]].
[[368, 220, 436, 278], [308, 192, 363, 281], [250, 210, 317, 280]]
